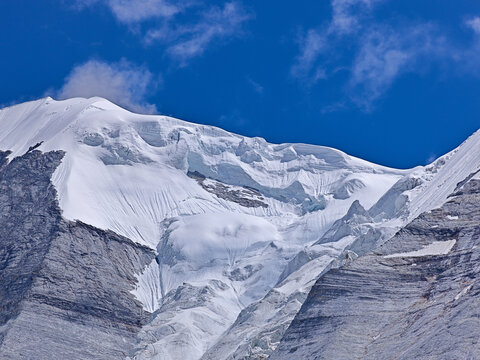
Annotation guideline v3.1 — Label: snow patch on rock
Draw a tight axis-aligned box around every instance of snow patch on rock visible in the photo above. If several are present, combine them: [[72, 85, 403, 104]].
[[384, 240, 456, 258]]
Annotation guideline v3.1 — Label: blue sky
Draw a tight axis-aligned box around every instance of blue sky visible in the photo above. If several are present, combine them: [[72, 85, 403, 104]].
[[1, 0, 480, 168]]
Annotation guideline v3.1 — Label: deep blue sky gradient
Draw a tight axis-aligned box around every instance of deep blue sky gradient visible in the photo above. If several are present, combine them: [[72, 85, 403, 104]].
[[1, 1, 480, 168]]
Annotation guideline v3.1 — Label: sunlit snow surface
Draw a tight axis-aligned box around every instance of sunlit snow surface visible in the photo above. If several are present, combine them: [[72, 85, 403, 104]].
[[384, 240, 456, 258], [1, 97, 479, 359], [0, 97, 403, 246]]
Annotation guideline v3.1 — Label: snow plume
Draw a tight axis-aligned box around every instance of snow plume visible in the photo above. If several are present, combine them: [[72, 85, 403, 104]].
[[55, 59, 159, 114]]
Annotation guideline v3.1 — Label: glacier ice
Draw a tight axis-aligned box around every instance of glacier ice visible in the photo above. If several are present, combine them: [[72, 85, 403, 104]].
[[2, 97, 480, 359]]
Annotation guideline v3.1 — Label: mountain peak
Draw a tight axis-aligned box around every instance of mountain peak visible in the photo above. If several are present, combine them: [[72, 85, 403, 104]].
[[1, 98, 480, 360]]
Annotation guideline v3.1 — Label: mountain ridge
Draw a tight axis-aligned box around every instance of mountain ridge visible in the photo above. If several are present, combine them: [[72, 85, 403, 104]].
[[1, 97, 480, 359]]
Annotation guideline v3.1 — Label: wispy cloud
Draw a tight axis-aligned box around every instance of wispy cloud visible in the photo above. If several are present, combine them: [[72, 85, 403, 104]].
[[457, 16, 480, 76], [54, 59, 159, 114], [349, 24, 447, 110], [329, 0, 381, 35], [466, 16, 480, 34], [290, 0, 382, 86], [106, 0, 182, 23], [74, 0, 183, 23], [75, 0, 252, 64], [148, 2, 253, 64], [291, 0, 480, 111], [291, 29, 326, 82], [247, 77, 264, 95]]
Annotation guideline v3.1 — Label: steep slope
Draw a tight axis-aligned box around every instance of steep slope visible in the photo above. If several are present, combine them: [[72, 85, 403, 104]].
[[271, 174, 480, 359], [202, 130, 480, 359], [0, 97, 405, 249], [0, 97, 407, 359], [0, 150, 155, 359], [1, 97, 479, 359]]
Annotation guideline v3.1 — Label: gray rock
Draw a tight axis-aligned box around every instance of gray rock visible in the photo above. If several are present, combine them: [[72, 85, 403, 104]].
[[368, 175, 423, 221], [0, 150, 156, 359], [271, 177, 480, 360], [187, 171, 269, 208], [83, 133, 104, 146]]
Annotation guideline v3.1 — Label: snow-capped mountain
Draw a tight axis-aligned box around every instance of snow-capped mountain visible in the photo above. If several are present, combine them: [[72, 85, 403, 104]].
[[1, 97, 479, 359], [271, 154, 480, 360]]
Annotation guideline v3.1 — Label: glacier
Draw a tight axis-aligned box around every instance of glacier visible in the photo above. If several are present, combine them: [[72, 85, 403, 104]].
[[1, 97, 480, 359]]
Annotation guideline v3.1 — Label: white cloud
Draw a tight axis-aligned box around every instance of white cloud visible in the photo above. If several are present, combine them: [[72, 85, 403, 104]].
[[349, 24, 452, 111], [290, 0, 474, 111], [75, 0, 182, 23], [75, 1, 252, 64], [55, 59, 159, 114], [146, 2, 253, 64], [247, 77, 264, 94], [72, 0, 99, 9], [466, 16, 480, 34], [329, 0, 380, 35], [349, 25, 446, 109], [107, 0, 181, 23], [290, 0, 381, 84], [291, 30, 326, 81]]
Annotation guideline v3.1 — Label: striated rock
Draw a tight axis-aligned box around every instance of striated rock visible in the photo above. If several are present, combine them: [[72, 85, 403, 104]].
[[271, 177, 480, 360], [0, 150, 155, 359], [187, 171, 268, 208], [3, 98, 480, 360]]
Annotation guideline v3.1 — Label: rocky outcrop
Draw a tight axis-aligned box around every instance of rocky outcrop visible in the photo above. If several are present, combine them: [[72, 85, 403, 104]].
[[0, 150, 156, 359], [187, 171, 268, 208], [271, 177, 480, 359], [315, 200, 381, 249]]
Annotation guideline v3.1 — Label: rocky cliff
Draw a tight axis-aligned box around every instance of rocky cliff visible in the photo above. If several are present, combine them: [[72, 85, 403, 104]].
[[271, 175, 480, 359], [0, 150, 156, 359], [2, 98, 480, 359]]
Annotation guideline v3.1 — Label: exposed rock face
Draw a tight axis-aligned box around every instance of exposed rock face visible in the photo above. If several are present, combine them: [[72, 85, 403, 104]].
[[0, 98, 409, 360], [271, 178, 480, 360], [187, 171, 268, 208], [4, 98, 480, 360], [201, 256, 335, 360], [0, 150, 155, 359]]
